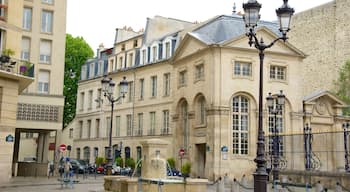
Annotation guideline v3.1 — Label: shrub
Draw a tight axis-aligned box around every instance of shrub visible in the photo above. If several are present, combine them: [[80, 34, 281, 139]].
[[181, 162, 191, 177], [125, 158, 136, 168], [115, 157, 124, 167], [167, 157, 176, 169], [95, 157, 105, 167]]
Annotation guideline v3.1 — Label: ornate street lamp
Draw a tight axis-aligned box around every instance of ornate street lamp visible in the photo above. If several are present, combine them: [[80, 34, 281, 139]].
[[266, 91, 285, 189], [242, 0, 294, 191], [303, 123, 313, 171], [101, 75, 128, 175], [343, 122, 350, 172]]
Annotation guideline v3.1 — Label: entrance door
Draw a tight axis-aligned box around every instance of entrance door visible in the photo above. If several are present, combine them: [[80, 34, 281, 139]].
[[196, 144, 206, 178]]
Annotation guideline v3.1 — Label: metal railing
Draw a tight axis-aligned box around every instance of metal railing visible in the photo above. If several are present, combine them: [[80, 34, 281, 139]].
[[0, 58, 35, 78]]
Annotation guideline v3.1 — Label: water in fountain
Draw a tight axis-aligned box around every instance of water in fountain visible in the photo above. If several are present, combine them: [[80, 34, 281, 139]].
[[131, 158, 142, 177]]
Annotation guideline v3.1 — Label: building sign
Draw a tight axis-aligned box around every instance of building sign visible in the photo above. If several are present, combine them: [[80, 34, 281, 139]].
[[221, 145, 228, 160], [5, 134, 14, 142], [49, 143, 55, 150]]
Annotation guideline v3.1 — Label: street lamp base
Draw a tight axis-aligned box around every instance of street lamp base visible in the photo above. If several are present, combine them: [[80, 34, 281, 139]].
[[253, 172, 268, 192]]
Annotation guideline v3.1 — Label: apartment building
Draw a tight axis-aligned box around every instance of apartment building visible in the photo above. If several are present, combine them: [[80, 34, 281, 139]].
[[73, 14, 350, 181], [0, 0, 66, 180]]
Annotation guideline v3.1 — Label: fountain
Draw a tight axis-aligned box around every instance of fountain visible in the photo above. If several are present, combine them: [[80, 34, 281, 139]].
[[104, 139, 208, 192]]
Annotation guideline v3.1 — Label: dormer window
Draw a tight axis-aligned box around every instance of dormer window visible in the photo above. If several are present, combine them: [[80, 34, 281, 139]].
[[165, 42, 170, 59], [121, 44, 125, 51], [140, 46, 148, 65], [162, 36, 176, 59], [152, 46, 157, 62]]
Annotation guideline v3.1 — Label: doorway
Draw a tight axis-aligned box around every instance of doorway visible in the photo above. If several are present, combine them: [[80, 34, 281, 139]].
[[195, 143, 206, 178]]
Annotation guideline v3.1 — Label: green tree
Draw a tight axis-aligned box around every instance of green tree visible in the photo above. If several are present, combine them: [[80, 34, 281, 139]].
[[334, 60, 350, 115], [63, 34, 94, 127], [95, 157, 106, 167], [115, 157, 124, 167], [125, 158, 136, 168]]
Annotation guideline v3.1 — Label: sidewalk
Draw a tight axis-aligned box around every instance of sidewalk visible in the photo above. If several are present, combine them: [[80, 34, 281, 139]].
[[0, 175, 104, 188]]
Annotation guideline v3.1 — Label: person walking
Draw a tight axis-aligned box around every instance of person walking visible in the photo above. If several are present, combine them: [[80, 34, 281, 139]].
[[64, 158, 73, 188], [315, 181, 324, 192], [215, 177, 225, 192], [231, 178, 240, 192]]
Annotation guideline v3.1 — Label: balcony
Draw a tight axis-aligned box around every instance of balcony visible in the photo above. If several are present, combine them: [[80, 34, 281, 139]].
[[0, 56, 35, 78]]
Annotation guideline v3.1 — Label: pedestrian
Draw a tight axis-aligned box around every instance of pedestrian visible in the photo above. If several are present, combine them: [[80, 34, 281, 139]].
[[215, 177, 225, 192], [241, 174, 247, 186], [315, 180, 324, 192], [47, 161, 54, 178], [64, 158, 73, 188], [231, 178, 240, 192], [335, 182, 343, 192]]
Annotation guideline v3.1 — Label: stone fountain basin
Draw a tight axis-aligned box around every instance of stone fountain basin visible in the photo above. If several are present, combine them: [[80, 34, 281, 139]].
[[104, 176, 208, 192]]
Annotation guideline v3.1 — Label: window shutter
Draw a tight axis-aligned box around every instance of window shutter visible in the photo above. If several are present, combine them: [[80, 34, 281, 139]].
[[94, 62, 99, 76], [147, 47, 150, 63], [135, 49, 140, 66], [39, 70, 49, 82], [40, 40, 51, 55]]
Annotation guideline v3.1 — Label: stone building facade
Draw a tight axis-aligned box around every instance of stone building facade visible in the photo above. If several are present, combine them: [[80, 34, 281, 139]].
[[0, 0, 67, 181], [288, 0, 350, 96], [73, 14, 350, 182]]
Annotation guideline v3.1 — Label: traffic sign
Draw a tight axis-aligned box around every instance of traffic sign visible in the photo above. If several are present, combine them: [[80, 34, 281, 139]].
[[179, 148, 185, 157], [59, 144, 66, 152]]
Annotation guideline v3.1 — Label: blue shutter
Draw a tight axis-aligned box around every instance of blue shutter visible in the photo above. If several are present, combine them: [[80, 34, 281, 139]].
[[147, 47, 150, 63], [158, 43, 163, 60], [94, 62, 99, 76]]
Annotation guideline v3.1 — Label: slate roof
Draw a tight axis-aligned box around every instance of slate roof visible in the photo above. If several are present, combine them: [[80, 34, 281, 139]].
[[190, 14, 281, 45]]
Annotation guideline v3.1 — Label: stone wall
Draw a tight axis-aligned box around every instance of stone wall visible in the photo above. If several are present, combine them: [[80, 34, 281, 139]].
[[288, 0, 350, 96]]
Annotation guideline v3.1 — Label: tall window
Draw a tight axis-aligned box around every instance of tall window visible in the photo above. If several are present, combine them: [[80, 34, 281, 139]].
[[152, 46, 157, 62], [22, 8, 32, 30], [96, 88, 102, 108], [162, 110, 169, 134], [83, 147, 90, 163], [79, 92, 84, 110], [127, 115, 132, 136], [149, 112, 156, 135], [151, 76, 157, 97], [139, 78, 144, 100], [128, 81, 134, 102], [39, 40, 51, 64], [165, 42, 171, 58], [232, 96, 249, 155], [42, 0, 54, 4], [88, 90, 93, 109], [137, 113, 143, 136], [115, 116, 120, 136], [87, 120, 91, 138], [38, 70, 50, 93], [76, 148, 81, 159], [181, 102, 189, 149], [21, 37, 30, 61], [195, 64, 204, 80], [128, 53, 133, 67], [106, 117, 111, 137], [268, 104, 284, 156], [41, 10, 53, 33], [79, 121, 83, 139], [179, 70, 187, 87], [164, 73, 170, 96], [234, 62, 252, 77], [270, 65, 286, 80], [142, 49, 147, 64], [95, 119, 100, 138], [197, 97, 206, 125]]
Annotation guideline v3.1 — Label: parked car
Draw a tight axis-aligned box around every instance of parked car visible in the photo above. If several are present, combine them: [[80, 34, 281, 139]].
[[70, 159, 88, 174], [167, 168, 181, 177]]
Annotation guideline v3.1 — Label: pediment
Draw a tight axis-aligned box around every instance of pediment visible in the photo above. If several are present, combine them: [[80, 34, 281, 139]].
[[303, 90, 348, 116], [172, 33, 208, 62], [222, 27, 305, 57]]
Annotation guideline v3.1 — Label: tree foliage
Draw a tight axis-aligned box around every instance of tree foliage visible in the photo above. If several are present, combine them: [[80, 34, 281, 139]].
[[334, 60, 350, 115], [63, 34, 94, 128]]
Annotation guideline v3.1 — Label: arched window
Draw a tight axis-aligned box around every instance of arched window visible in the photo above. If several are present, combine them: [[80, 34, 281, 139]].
[[196, 96, 206, 125], [83, 146, 90, 163], [181, 101, 189, 149], [76, 148, 81, 159], [125, 146, 131, 159], [232, 96, 249, 155], [94, 147, 99, 158]]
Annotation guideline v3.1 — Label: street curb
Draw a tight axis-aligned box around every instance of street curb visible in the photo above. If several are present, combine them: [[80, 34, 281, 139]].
[[0, 180, 103, 188]]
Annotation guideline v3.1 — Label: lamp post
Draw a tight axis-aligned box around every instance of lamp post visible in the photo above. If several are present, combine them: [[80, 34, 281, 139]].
[[101, 75, 128, 175], [343, 122, 350, 172], [266, 91, 285, 189], [242, 0, 294, 191]]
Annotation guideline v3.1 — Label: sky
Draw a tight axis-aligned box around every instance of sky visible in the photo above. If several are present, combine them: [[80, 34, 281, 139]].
[[67, 0, 332, 54]]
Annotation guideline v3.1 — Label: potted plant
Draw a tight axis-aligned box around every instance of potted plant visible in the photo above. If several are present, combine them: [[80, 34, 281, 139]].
[[181, 162, 191, 179]]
